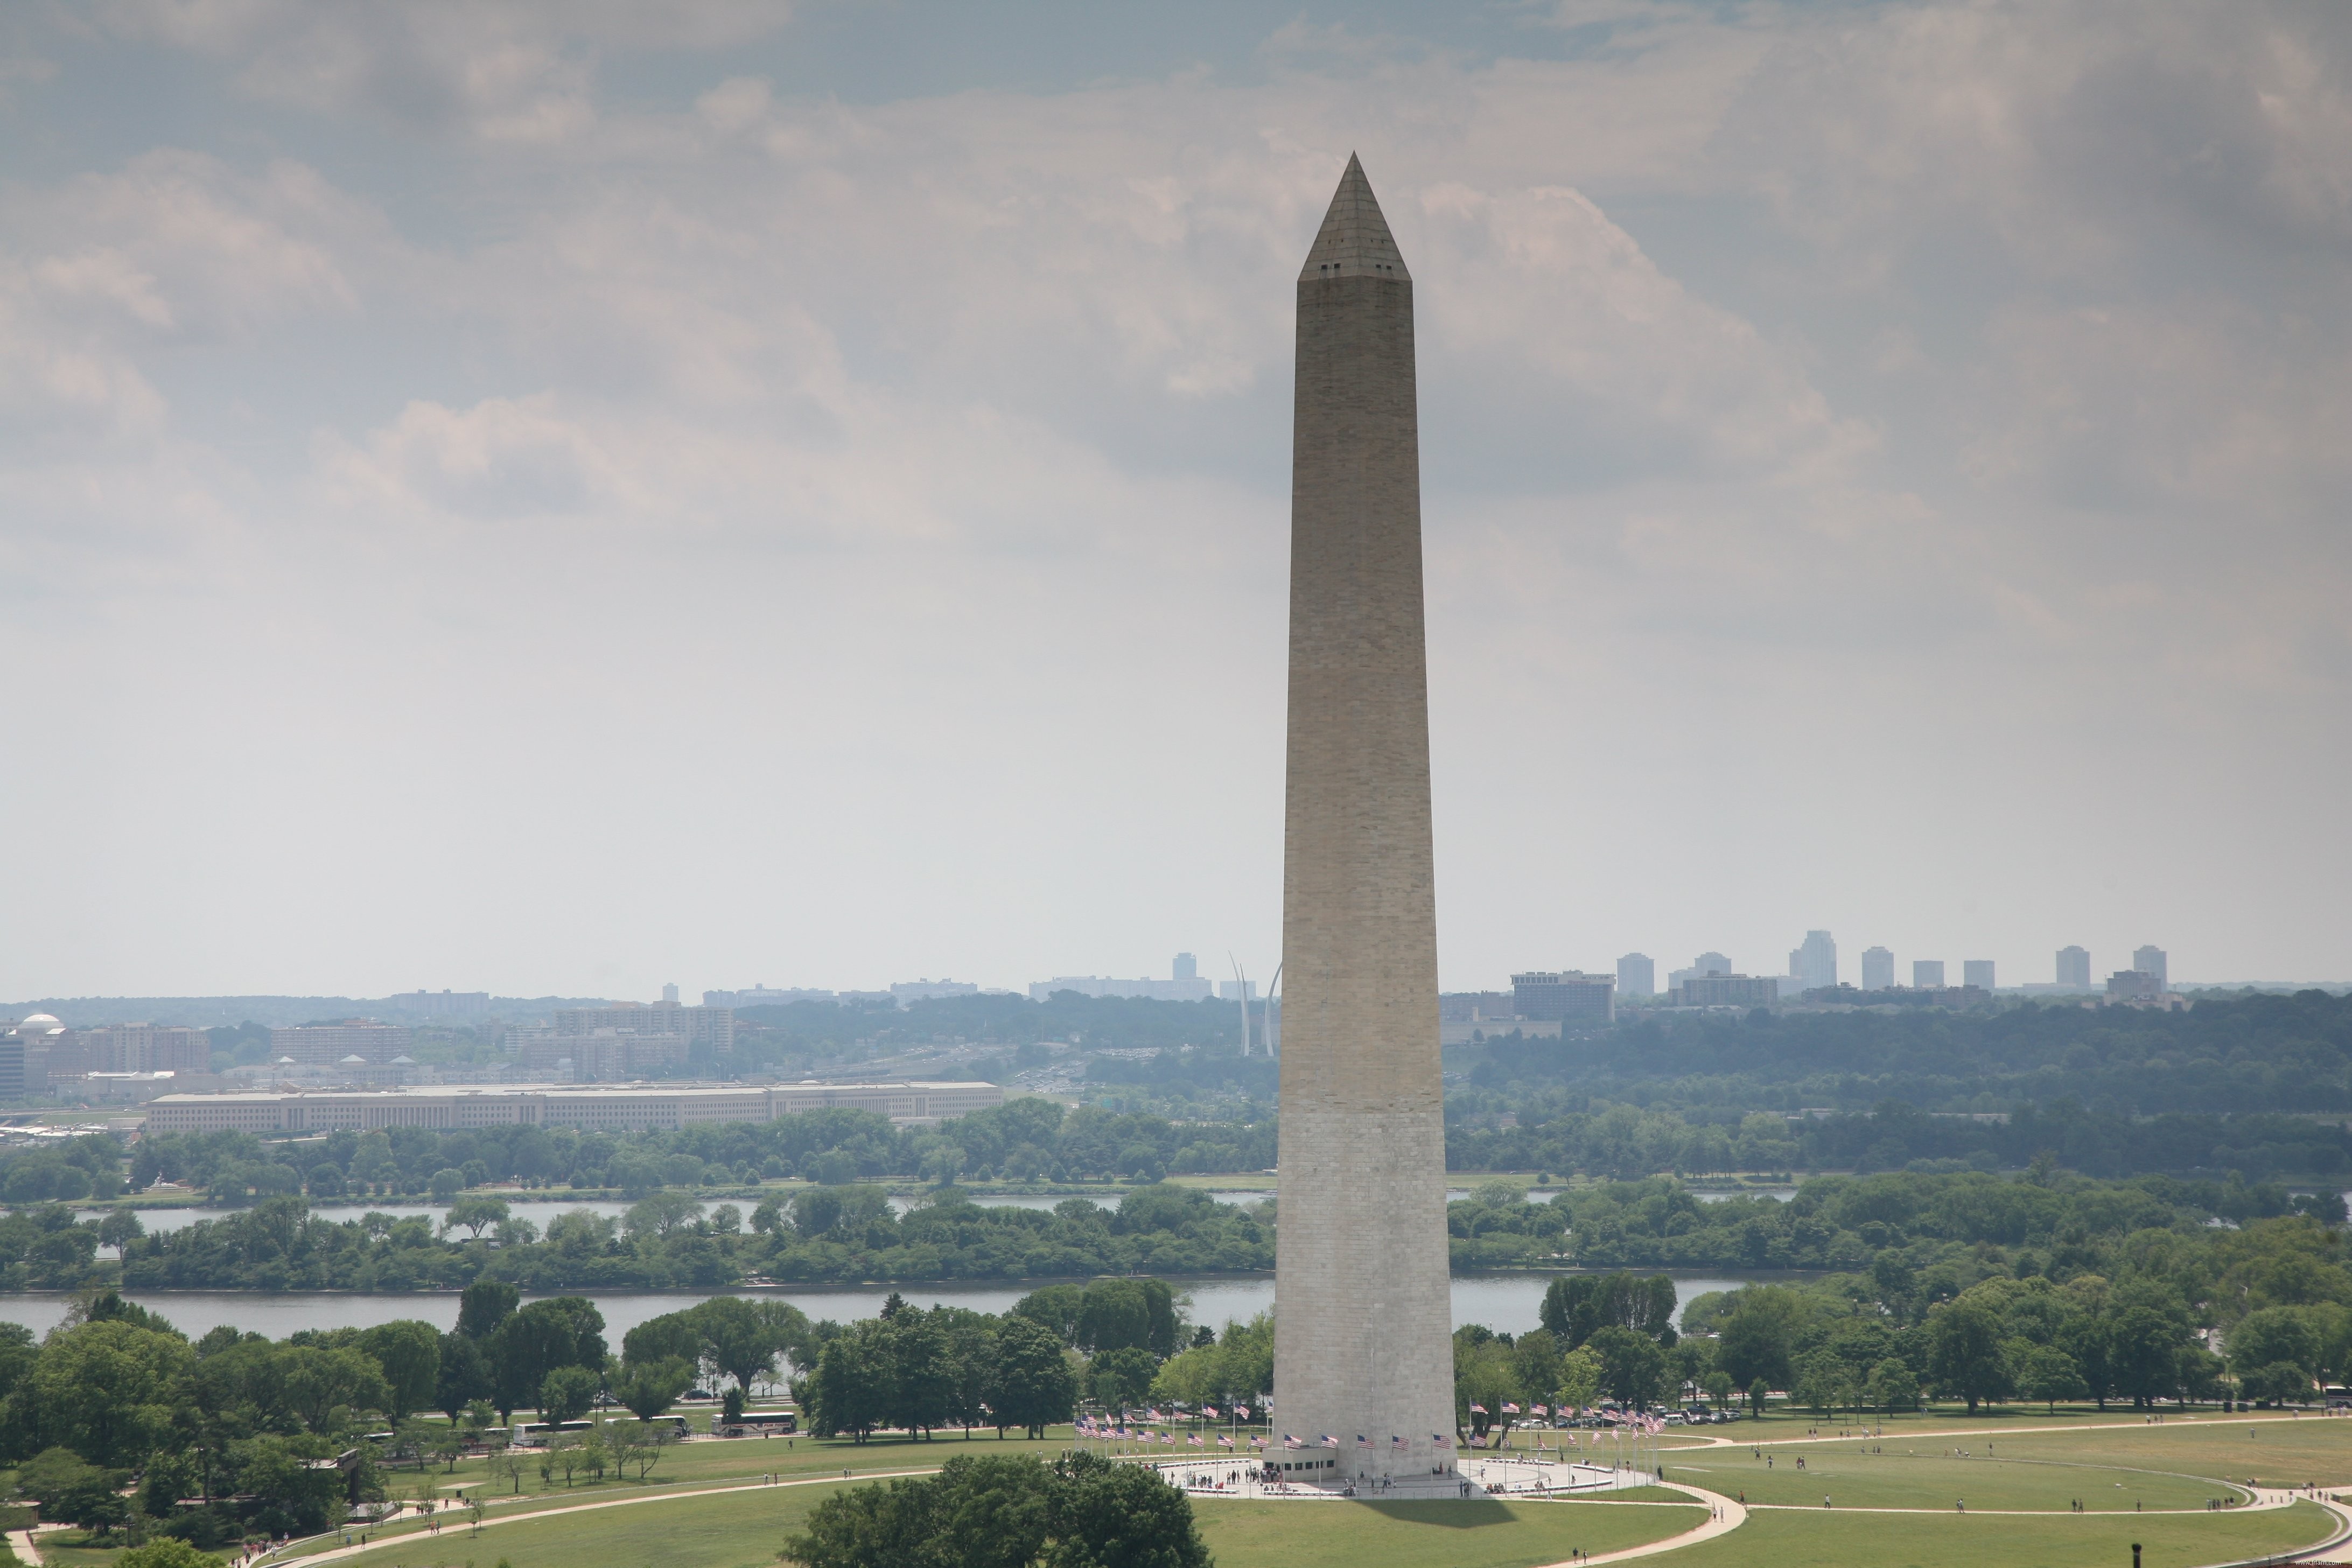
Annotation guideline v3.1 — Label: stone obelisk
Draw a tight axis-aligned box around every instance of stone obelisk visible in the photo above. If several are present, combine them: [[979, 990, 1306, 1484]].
[[1272, 155, 1453, 1485]]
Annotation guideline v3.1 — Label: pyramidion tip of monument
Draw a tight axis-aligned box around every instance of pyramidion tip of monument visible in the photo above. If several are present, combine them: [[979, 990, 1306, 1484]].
[[1299, 152, 1409, 284]]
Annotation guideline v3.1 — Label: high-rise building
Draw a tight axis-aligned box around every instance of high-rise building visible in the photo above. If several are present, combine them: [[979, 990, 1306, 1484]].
[[661, 983, 680, 1006], [384, 990, 492, 1017], [1273, 157, 1452, 1488], [2056, 947, 2090, 988], [1671, 974, 1780, 1007], [1510, 971, 1615, 1024], [1616, 953, 1655, 999], [1791, 930, 1837, 992], [2132, 946, 2168, 990], [1963, 960, 1996, 991], [1913, 960, 1945, 989], [2108, 970, 2164, 1001], [1861, 947, 1895, 991], [1173, 953, 1198, 982]]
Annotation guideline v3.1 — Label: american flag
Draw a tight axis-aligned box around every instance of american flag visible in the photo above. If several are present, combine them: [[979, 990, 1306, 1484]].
[[1188, 1434, 1203, 1447], [1530, 1404, 1548, 1416], [1320, 1435, 1339, 1448], [1469, 1403, 1487, 1415], [1390, 1436, 1406, 1449], [1217, 1435, 1234, 1448], [1284, 1434, 1302, 1450], [1203, 1406, 1220, 1419], [1432, 1433, 1452, 1448], [1503, 1402, 1520, 1414], [1355, 1434, 1371, 1449]]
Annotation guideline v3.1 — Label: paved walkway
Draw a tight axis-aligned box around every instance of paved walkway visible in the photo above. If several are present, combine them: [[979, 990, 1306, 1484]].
[[1529, 1480, 1745, 1567]]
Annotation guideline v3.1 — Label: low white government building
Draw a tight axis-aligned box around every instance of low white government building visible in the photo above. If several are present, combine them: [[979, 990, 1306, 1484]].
[[142, 1080, 1004, 1135]]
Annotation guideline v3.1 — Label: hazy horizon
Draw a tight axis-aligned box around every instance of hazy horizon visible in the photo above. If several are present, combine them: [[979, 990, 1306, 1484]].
[[3, 4, 2346, 1001]]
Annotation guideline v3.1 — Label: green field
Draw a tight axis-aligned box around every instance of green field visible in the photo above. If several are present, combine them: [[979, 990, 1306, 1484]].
[[305, 1480, 1707, 1568], [1649, 1499, 2335, 1568], [1987, 1417, 2352, 1491], [1667, 1444, 2239, 1511]]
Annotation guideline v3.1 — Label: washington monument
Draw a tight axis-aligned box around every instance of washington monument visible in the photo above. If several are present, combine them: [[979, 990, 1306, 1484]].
[[1272, 155, 1454, 1483]]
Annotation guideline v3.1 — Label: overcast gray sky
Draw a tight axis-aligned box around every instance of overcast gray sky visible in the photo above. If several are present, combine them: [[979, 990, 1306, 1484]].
[[3, 2, 2346, 1002]]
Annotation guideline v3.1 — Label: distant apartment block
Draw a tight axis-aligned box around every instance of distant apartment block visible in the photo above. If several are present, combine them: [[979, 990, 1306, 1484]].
[[1219, 980, 1258, 1002], [889, 979, 981, 1003], [1667, 952, 1733, 991], [1912, 961, 1945, 989], [2108, 969, 2165, 1002], [1861, 947, 1895, 991], [1671, 973, 1779, 1008], [2056, 946, 2091, 988], [1963, 960, 1996, 991], [383, 990, 491, 1017], [2133, 946, 2168, 990], [1438, 992, 1516, 1023], [270, 1023, 414, 1067], [1028, 955, 1214, 1003], [705, 986, 837, 1007], [1, 1016, 211, 1095], [1511, 971, 1615, 1024], [554, 1000, 734, 1054], [1616, 953, 1655, 999]]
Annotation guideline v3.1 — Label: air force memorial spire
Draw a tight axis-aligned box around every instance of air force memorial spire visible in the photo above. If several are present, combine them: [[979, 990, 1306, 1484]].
[[1272, 156, 1455, 1485]]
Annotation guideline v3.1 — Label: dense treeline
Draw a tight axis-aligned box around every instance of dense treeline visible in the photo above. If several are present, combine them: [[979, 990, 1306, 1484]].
[[1444, 1178, 2352, 1427], [1461, 989, 2352, 1118], [1446, 1097, 2352, 1181], [1441, 1168, 2341, 1273], [96, 1183, 1268, 1292], [125, 1100, 1275, 1204]]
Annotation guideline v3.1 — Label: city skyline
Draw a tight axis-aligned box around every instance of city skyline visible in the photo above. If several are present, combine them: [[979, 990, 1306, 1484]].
[[3, 6, 2347, 1002]]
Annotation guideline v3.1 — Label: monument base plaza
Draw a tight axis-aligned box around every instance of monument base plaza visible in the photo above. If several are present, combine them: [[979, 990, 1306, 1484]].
[[1146, 1453, 1657, 1502]]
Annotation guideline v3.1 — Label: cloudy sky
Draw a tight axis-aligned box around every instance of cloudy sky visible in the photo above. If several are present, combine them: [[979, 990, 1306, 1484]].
[[3, 2, 2346, 1003]]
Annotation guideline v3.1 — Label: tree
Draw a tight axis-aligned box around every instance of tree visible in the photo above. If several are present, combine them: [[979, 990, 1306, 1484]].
[[612, 1357, 695, 1422], [436, 1331, 491, 1420], [541, 1365, 603, 1425], [1554, 1345, 1602, 1416], [2241, 1361, 2313, 1404], [622, 1191, 703, 1240], [442, 1197, 510, 1241], [1714, 1287, 1806, 1404], [1587, 1326, 1668, 1411], [279, 1344, 391, 1432], [1540, 1272, 1679, 1348], [30, 1321, 196, 1465], [781, 1451, 1206, 1568], [360, 1320, 442, 1422], [116, 1539, 223, 1568], [1926, 1300, 2012, 1415], [992, 1316, 1078, 1439], [488, 1298, 607, 1424], [807, 1321, 894, 1441], [458, 1278, 521, 1340], [2109, 1306, 2187, 1408], [2017, 1345, 2088, 1415], [1865, 1358, 1920, 1413], [430, 1168, 466, 1202], [1087, 1346, 1157, 1411], [2230, 1308, 2321, 1382]]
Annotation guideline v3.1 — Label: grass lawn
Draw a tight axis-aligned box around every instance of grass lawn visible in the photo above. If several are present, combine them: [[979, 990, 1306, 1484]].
[[1668, 1444, 2235, 1511], [1188, 1496, 1705, 1568], [318, 1479, 1707, 1568], [1988, 1418, 2352, 1492], [1648, 1498, 2336, 1568]]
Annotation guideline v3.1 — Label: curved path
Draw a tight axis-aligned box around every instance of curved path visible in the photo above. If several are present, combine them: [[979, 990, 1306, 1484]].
[[258, 1415, 2352, 1568]]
